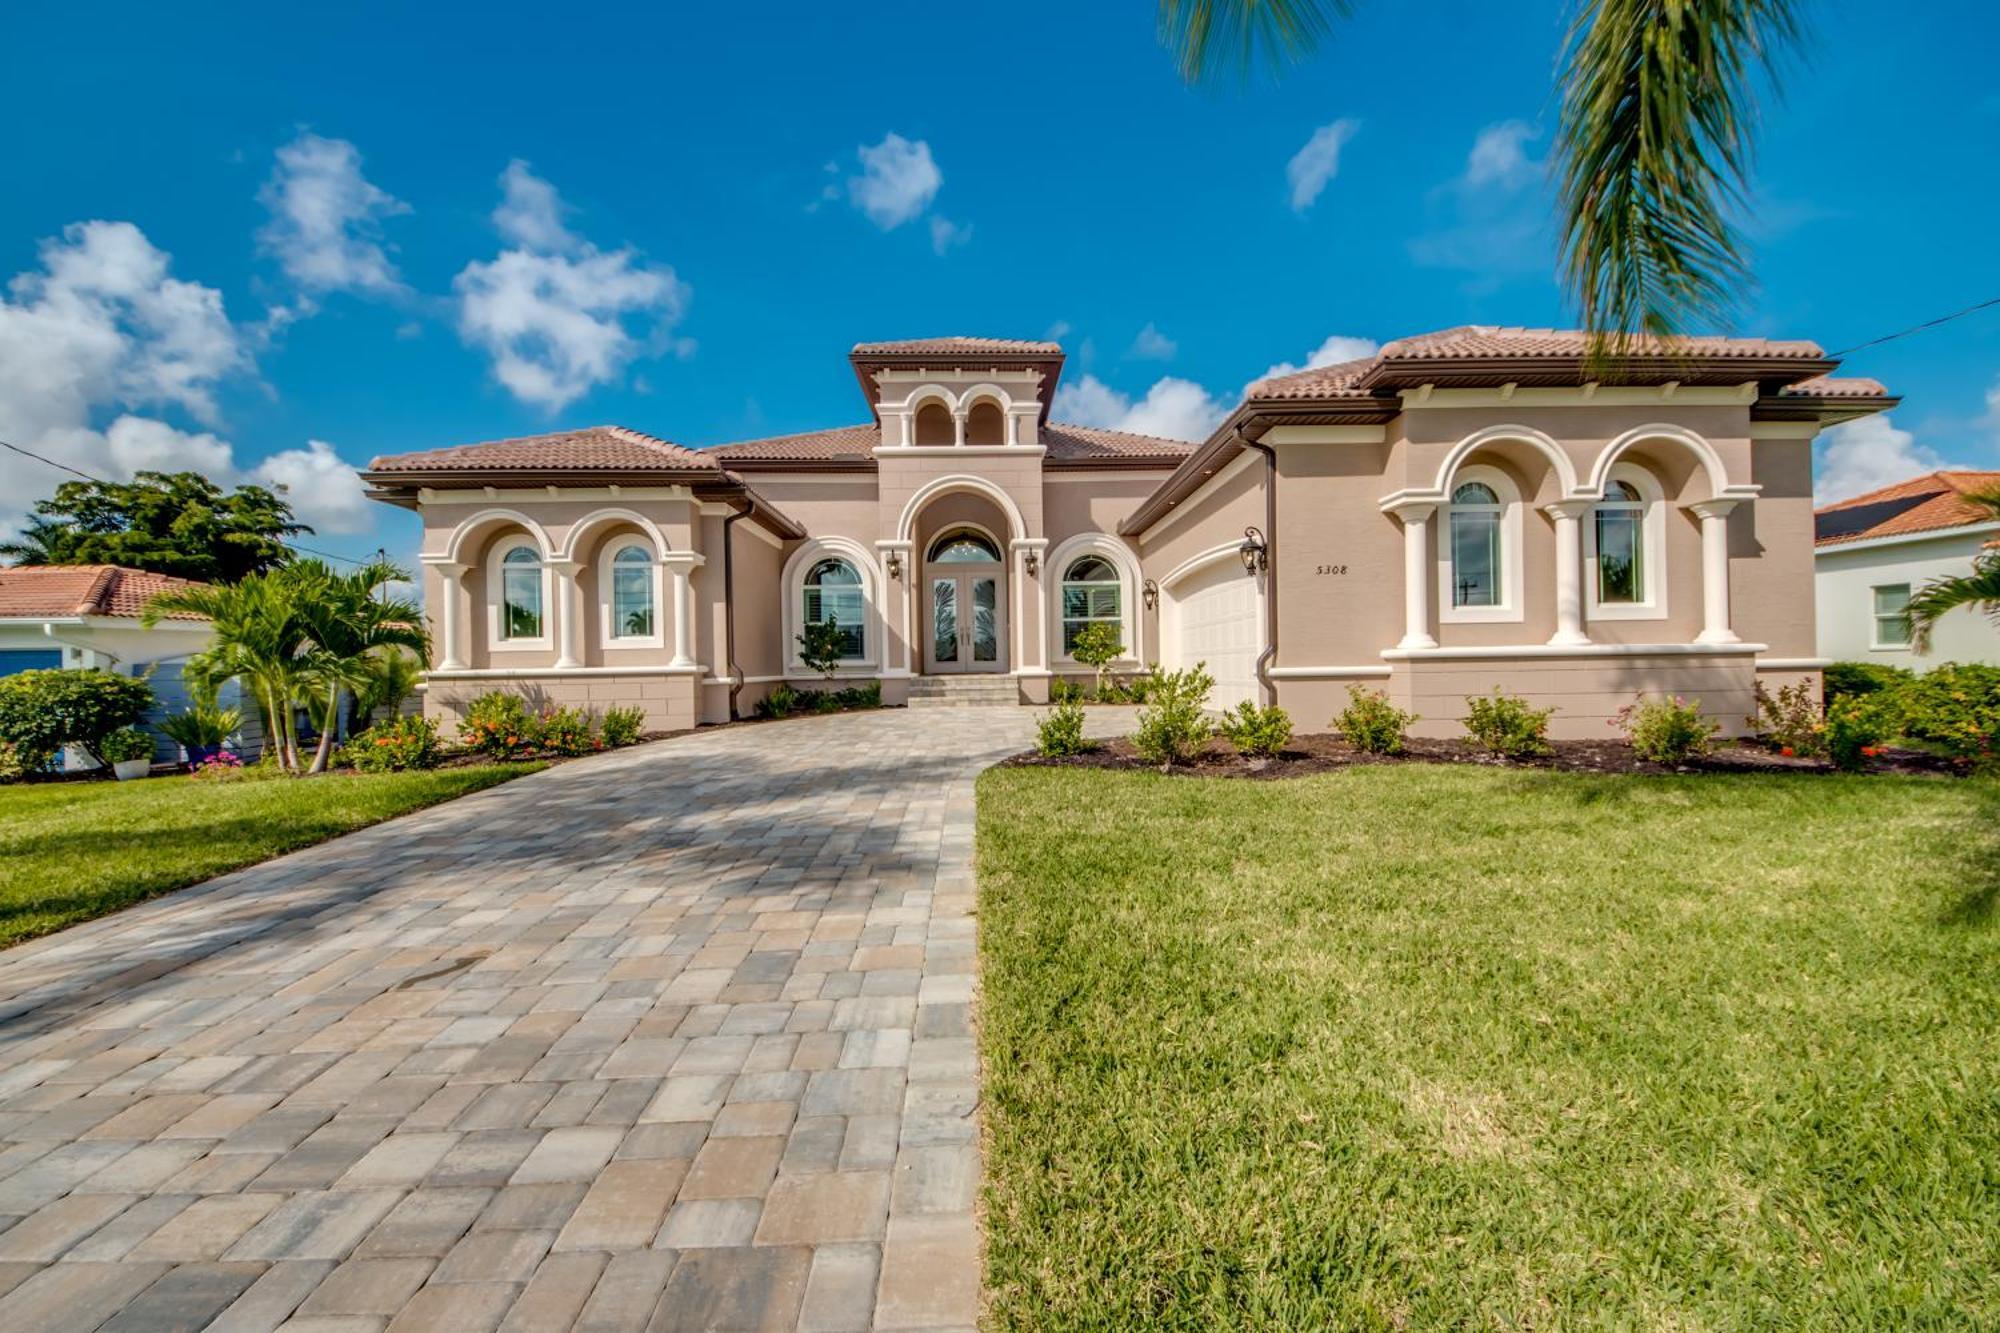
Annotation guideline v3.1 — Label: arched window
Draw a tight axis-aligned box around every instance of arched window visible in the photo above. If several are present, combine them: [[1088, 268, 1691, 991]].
[[499, 544, 543, 640], [928, 531, 1000, 563], [1594, 479, 1647, 604], [914, 401, 955, 446], [965, 400, 1005, 446], [803, 558, 865, 659], [609, 544, 654, 639], [1447, 481, 1502, 609], [1061, 555, 1122, 654]]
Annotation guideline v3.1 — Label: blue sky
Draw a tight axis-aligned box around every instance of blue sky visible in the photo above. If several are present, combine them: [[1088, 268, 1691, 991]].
[[4, 1, 1997, 568]]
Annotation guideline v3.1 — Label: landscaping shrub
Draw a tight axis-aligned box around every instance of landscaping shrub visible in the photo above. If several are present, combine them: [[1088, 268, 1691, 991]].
[[1334, 686, 1416, 755], [1050, 679, 1085, 705], [1825, 693, 1892, 771], [1036, 699, 1090, 757], [537, 706, 601, 756], [1893, 662, 2000, 767], [600, 705, 645, 748], [0, 741, 24, 784], [796, 619, 848, 679], [1617, 695, 1718, 765], [1822, 660, 1913, 706], [0, 668, 154, 769], [757, 683, 799, 719], [344, 715, 442, 773], [99, 727, 157, 765], [833, 681, 882, 709], [1218, 701, 1293, 759], [159, 702, 241, 760], [1750, 680, 1827, 758], [459, 691, 540, 759], [1131, 664, 1215, 768], [1070, 622, 1124, 697], [1461, 690, 1555, 758]]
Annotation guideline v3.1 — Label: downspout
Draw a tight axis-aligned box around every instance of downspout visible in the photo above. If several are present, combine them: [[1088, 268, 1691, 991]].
[[1241, 436, 1280, 706], [722, 500, 751, 721]]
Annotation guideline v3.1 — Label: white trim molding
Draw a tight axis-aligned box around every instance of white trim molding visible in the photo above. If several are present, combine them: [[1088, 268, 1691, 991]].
[[1586, 422, 1759, 501], [1584, 462, 1669, 623], [1382, 641, 1766, 661], [439, 507, 555, 564], [1045, 531, 1143, 668], [1437, 462, 1525, 625], [488, 536, 554, 652], [597, 538, 667, 651], [1757, 657, 1832, 670], [782, 536, 883, 673], [425, 665, 705, 679], [894, 473, 1030, 546], [1425, 423, 1579, 499], [1266, 664, 1393, 680]]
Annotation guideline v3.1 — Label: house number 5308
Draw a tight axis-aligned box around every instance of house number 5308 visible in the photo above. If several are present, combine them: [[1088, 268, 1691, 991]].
[[1316, 564, 1347, 576]]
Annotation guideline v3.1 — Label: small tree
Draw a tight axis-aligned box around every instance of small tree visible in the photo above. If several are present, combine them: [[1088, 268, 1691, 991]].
[[1069, 623, 1124, 699], [0, 668, 155, 770], [797, 617, 847, 680]]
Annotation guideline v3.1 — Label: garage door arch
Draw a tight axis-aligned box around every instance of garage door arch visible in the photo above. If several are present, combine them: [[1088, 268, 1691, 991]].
[[1159, 542, 1265, 710]]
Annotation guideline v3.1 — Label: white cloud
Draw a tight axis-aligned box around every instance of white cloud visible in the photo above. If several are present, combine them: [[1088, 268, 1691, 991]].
[[848, 134, 942, 229], [1129, 322, 1177, 361], [1054, 373, 1229, 443], [1286, 119, 1359, 212], [0, 219, 373, 542], [1464, 120, 1536, 189], [1408, 120, 1546, 278], [455, 161, 691, 412], [929, 216, 971, 255], [1257, 333, 1379, 385], [1815, 415, 1955, 504], [257, 132, 409, 304]]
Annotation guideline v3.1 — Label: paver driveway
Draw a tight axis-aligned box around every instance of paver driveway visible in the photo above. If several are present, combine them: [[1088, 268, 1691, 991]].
[[0, 705, 1129, 1331]]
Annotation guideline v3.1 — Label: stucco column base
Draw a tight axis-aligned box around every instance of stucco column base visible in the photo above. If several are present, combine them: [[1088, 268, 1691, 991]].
[[1543, 499, 1594, 647], [1390, 501, 1439, 650], [550, 559, 583, 670], [431, 562, 470, 670], [1687, 497, 1743, 645]]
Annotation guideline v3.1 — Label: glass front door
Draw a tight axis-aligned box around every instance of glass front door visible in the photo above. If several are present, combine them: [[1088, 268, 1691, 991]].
[[926, 572, 1004, 673]]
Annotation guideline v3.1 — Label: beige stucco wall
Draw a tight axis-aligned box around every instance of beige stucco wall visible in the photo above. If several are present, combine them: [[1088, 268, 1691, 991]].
[[424, 671, 699, 736]]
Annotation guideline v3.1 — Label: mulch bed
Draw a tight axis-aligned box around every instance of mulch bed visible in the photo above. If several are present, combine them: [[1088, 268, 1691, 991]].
[[1001, 733, 1962, 780]]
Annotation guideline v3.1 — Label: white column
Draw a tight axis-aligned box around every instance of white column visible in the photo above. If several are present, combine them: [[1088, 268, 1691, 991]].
[[1390, 502, 1437, 650], [551, 559, 582, 669], [1543, 499, 1593, 646], [662, 553, 702, 668], [953, 412, 966, 447], [1687, 498, 1741, 644], [434, 563, 468, 669]]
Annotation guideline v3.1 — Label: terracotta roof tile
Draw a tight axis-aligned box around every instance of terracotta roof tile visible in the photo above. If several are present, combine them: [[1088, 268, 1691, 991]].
[[1815, 470, 2000, 546], [0, 565, 208, 621], [367, 425, 723, 475], [702, 421, 1191, 466], [1778, 374, 1891, 399], [850, 337, 1062, 357]]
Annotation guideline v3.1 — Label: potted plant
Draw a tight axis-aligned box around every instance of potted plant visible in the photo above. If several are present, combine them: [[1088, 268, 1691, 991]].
[[159, 702, 241, 767], [101, 726, 157, 780]]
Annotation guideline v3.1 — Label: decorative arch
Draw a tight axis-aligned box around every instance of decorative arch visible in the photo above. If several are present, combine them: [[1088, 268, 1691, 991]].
[[956, 383, 1011, 414], [555, 508, 670, 564], [894, 474, 1028, 545], [1046, 531, 1142, 665], [900, 383, 958, 415], [925, 521, 1005, 564], [1431, 424, 1579, 498], [1587, 422, 1745, 499], [441, 508, 555, 564], [780, 535, 883, 671]]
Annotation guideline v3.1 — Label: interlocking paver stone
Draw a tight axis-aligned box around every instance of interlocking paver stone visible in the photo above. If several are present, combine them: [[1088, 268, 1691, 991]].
[[0, 708, 1130, 1329]]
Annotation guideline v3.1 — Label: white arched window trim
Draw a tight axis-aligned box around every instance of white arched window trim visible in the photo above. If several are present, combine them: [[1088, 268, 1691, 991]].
[[1045, 533, 1142, 667], [488, 536, 551, 649], [1585, 462, 1669, 622], [780, 537, 883, 674], [1437, 463, 1525, 625], [598, 540, 665, 649]]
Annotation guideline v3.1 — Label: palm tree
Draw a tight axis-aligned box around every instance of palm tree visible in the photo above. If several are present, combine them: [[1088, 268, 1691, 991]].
[[1905, 489, 2000, 653], [1158, 0, 1806, 344], [289, 559, 429, 774], [144, 574, 315, 771]]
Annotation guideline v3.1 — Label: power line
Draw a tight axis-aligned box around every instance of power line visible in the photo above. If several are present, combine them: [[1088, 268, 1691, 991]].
[[0, 435, 368, 567], [1831, 295, 2000, 359]]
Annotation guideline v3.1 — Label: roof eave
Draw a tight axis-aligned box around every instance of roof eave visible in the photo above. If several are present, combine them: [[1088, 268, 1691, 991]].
[[847, 349, 1067, 425], [1358, 353, 1841, 393], [1753, 393, 1901, 426]]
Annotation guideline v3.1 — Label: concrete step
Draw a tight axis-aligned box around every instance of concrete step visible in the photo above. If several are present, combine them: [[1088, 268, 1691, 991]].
[[905, 676, 1021, 707]]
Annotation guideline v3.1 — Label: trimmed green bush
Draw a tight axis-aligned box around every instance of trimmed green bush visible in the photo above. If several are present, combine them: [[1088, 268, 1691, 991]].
[[538, 706, 600, 756], [1893, 662, 2000, 767], [1617, 695, 1718, 765], [1036, 699, 1091, 757], [1822, 660, 1913, 706], [344, 715, 442, 773], [1131, 664, 1214, 768], [600, 705, 645, 747], [1826, 693, 1892, 771], [1462, 690, 1555, 758], [100, 726, 156, 764], [0, 668, 155, 769], [1218, 701, 1293, 758], [1334, 686, 1416, 755], [758, 683, 799, 719], [459, 691, 539, 759]]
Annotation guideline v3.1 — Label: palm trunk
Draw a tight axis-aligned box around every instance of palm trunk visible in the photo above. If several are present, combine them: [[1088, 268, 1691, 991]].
[[308, 683, 339, 775]]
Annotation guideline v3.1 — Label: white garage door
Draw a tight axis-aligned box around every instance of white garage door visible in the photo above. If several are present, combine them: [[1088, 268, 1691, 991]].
[[1165, 557, 1262, 710]]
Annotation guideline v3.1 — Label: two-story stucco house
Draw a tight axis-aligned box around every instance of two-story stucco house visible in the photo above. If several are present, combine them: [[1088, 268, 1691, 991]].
[[360, 328, 1894, 738]]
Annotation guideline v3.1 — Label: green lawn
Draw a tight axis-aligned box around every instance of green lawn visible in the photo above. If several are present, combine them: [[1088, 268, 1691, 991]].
[[978, 764, 2000, 1329], [0, 764, 542, 947]]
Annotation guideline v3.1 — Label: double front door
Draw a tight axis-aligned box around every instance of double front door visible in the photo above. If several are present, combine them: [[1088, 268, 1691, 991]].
[[926, 569, 1004, 673]]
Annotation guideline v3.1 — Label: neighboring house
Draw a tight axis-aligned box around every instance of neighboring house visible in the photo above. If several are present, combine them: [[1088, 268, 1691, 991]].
[[361, 327, 1893, 738], [1814, 470, 2000, 667], [0, 563, 259, 762]]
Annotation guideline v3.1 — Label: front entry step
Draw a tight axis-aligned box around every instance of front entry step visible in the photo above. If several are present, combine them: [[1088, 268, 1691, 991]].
[[906, 676, 1020, 707]]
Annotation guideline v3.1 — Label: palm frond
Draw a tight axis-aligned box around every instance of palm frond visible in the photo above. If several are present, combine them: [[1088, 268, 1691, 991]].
[[1158, 0, 1355, 83], [1556, 0, 1807, 354], [1906, 555, 2000, 654]]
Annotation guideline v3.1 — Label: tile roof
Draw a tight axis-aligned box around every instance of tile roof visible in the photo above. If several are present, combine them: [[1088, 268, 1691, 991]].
[[1815, 470, 2000, 546], [1778, 374, 1891, 399], [702, 421, 1192, 467], [849, 337, 1063, 357], [1248, 325, 1840, 400], [366, 425, 724, 475], [0, 564, 208, 621]]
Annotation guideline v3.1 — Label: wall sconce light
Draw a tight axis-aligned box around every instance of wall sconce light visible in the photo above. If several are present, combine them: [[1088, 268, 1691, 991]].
[[1142, 578, 1159, 611], [1238, 526, 1268, 574], [1024, 550, 1039, 577], [885, 550, 902, 581]]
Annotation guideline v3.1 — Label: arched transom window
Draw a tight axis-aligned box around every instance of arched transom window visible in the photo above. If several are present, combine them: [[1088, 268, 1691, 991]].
[[1448, 481, 1502, 609], [500, 544, 543, 641], [1061, 555, 1122, 654], [1594, 479, 1647, 605], [610, 544, 654, 638], [803, 558, 865, 660], [928, 531, 1001, 563]]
